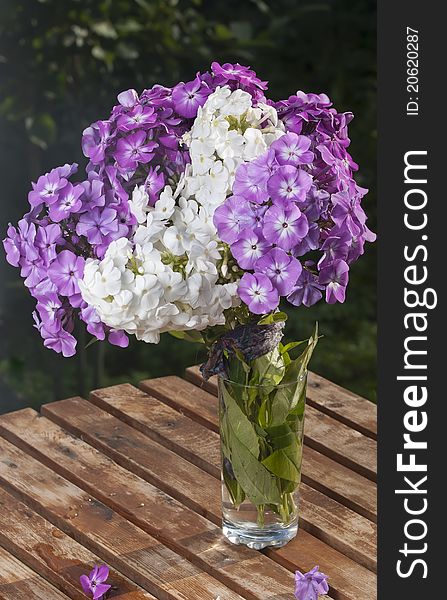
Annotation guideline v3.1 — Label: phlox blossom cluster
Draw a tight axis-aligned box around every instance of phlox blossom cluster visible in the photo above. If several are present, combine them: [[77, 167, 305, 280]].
[[77, 86, 286, 339], [3, 62, 374, 357]]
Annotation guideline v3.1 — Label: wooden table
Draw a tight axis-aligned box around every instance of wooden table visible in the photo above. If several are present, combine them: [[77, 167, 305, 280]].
[[0, 367, 377, 600]]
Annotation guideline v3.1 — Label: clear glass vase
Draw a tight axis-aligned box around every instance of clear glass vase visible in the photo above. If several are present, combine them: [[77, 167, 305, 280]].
[[219, 372, 307, 550]]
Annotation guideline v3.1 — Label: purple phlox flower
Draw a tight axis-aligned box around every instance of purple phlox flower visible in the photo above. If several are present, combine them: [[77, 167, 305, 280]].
[[54, 163, 78, 179], [22, 258, 46, 289], [76, 207, 119, 245], [293, 221, 321, 256], [18, 219, 38, 256], [172, 74, 211, 118], [108, 329, 129, 348], [11, 220, 45, 288], [80, 564, 111, 600], [271, 132, 314, 167], [317, 142, 358, 177], [211, 62, 268, 93], [255, 248, 302, 296], [280, 112, 304, 134], [117, 88, 139, 108], [33, 277, 57, 297], [141, 84, 172, 106], [104, 166, 128, 203], [68, 292, 84, 309], [35, 224, 62, 265], [318, 232, 351, 268], [36, 292, 62, 329], [158, 131, 180, 150], [117, 104, 157, 132], [301, 187, 330, 222], [294, 566, 329, 600], [331, 189, 366, 236], [263, 202, 309, 250], [231, 229, 270, 270], [252, 148, 278, 178], [238, 272, 279, 314], [252, 202, 269, 225], [82, 120, 114, 165], [115, 201, 137, 237], [213, 196, 257, 244], [287, 90, 332, 111], [48, 250, 85, 297], [48, 183, 84, 222], [114, 130, 158, 170], [33, 311, 77, 358], [267, 165, 313, 204], [80, 304, 106, 341], [319, 259, 349, 304], [81, 178, 106, 211], [287, 269, 324, 308], [144, 167, 165, 205], [28, 170, 68, 208], [3, 224, 21, 266], [346, 225, 376, 263], [233, 162, 269, 204]]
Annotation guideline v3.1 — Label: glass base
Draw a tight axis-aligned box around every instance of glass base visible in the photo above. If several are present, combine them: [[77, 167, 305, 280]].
[[222, 518, 298, 550]]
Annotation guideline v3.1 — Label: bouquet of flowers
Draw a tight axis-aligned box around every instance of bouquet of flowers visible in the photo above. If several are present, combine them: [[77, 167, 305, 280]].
[[3, 62, 374, 548]]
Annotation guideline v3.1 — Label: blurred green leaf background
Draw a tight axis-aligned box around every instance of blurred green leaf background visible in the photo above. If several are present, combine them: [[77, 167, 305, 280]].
[[0, 0, 376, 412]]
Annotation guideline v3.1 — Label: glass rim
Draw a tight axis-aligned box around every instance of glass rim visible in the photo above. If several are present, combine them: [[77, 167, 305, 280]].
[[218, 371, 307, 390]]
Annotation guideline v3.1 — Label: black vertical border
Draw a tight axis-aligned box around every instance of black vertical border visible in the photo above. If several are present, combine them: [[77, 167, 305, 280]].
[[378, 1, 443, 597]]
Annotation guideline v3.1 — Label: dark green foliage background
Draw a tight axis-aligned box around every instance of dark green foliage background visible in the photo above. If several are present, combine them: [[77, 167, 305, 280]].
[[0, 0, 376, 412]]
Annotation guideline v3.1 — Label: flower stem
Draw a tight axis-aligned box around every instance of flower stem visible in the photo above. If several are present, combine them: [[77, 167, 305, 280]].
[[257, 504, 265, 528]]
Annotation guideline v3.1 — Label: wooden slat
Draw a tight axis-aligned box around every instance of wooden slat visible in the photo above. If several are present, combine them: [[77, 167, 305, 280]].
[[43, 395, 376, 572], [89, 383, 376, 522], [306, 372, 376, 439], [0, 409, 297, 600], [92, 383, 221, 478], [0, 546, 69, 600], [185, 366, 377, 439], [43, 397, 221, 526], [0, 487, 157, 600], [0, 435, 248, 600], [140, 376, 377, 481]]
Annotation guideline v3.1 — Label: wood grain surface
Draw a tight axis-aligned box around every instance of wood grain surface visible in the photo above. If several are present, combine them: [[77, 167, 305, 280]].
[[0, 369, 376, 600]]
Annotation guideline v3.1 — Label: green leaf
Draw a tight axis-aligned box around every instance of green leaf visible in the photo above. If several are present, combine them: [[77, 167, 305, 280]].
[[266, 423, 296, 451], [221, 382, 259, 457], [251, 347, 285, 389], [221, 382, 281, 505], [168, 330, 204, 343], [280, 340, 307, 355], [262, 449, 300, 483], [258, 311, 288, 325], [228, 432, 282, 505], [269, 324, 319, 426]]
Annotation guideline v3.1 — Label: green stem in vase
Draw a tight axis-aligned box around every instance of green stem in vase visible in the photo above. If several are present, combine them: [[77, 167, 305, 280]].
[[257, 504, 266, 528]]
